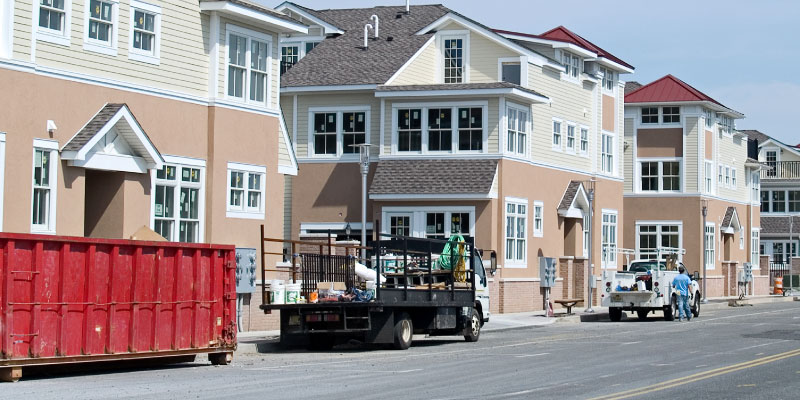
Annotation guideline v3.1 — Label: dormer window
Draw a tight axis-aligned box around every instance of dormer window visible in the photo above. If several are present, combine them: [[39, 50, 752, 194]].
[[443, 37, 464, 83], [562, 51, 580, 79]]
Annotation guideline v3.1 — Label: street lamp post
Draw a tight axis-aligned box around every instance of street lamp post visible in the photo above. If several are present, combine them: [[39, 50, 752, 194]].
[[701, 199, 709, 303], [351, 144, 372, 261], [584, 179, 596, 313]]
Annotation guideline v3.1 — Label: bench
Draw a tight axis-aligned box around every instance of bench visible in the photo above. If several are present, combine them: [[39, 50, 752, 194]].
[[554, 299, 583, 315]]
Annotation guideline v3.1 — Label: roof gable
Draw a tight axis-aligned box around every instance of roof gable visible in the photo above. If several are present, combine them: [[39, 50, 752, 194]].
[[625, 74, 723, 106]]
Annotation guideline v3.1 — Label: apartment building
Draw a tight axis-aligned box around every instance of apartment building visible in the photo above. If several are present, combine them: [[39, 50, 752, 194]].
[[277, 2, 633, 313], [623, 76, 767, 297], [743, 130, 800, 279], [0, 0, 306, 330]]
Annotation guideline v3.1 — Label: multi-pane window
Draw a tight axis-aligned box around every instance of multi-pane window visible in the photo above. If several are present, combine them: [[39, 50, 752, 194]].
[[533, 202, 543, 237], [450, 213, 470, 237], [751, 173, 760, 204], [227, 164, 264, 216], [772, 191, 786, 212], [637, 224, 681, 261], [425, 213, 445, 239], [761, 191, 770, 213], [39, 0, 66, 32], [765, 151, 777, 177], [342, 112, 366, 154], [580, 128, 588, 154], [641, 161, 680, 191], [305, 41, 319, 53], [731, 168, 737, 188], [602, 212, 617, 267], [88, 0, 114, 44], [724, 166, 730, 187], [32, 148, 56, 232], [582, 215, 589, 258], [789, 191, 800, 212], [131, 8, 156, 54], [662, 106, 680, 123], [153, 164, 203, 243], [718, 165, 723, 187], [458, 107, 482, 151], [641, 107, 658, 124], [751, 230, 759, 267], [313, 112, 337, 155], [397, 108, 422, 152], [705, 224, 715, 268], [601, 134, 613, 173], [443, 37, 464, 83], [562, 51, 580, 79], [424, 212, 469, 240], [506, 106, 527, 155], [704, 161, 713, 193], [428, 108, 452, 152], [704, 109, 715, 128], [638, 225, 658, 260], [552, 120, 562, 148], [719, 115, 733, 135], [280, 45, 299, 74], [390, 215, 410, 237], [566, 125, 576, 151], [227, 29, 271, 106], [601, 67, 614, 91], [505, 201, 526, 263]]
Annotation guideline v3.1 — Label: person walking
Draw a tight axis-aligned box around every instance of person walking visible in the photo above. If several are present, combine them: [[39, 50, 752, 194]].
[[672, 266, 692, 321]]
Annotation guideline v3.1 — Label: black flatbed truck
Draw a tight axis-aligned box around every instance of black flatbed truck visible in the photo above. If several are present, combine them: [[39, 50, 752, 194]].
[[259, 233, 495, 350]]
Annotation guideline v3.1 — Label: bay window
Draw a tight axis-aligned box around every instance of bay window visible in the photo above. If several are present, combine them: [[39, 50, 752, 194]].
[[226, 26, 272, 107], [152, 158, 205, 243], [226, 162, 266, 219], [397, 108, 422, 152]]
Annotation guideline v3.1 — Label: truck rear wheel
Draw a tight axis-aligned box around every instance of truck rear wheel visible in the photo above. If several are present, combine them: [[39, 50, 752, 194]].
[[609, 307, 622, 322], [393, 312, 413, 350], [464, 308, 481, 342], [664, 297, 676, 321]]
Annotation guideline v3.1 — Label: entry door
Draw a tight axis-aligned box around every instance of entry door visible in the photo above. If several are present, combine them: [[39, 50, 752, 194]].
[[386, 213, 412, 237]]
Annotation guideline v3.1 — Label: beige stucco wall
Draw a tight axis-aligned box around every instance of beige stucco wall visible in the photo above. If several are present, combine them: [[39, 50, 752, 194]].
[[602, 94, 615, 132], [637, 128, 683, 157]]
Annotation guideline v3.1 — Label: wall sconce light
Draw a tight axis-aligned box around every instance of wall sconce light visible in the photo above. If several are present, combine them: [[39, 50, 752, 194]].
[[46, 120, 57, 136]]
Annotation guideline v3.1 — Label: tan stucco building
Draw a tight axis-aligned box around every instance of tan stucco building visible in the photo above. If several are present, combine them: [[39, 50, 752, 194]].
[[0, 0, 307, 330], [623, 76, 767, 297], [277, 3, 634, 313]]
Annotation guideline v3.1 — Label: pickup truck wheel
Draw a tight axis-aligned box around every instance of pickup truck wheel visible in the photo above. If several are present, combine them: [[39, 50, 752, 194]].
[[464, 308, 481, 342], [692, 293, 701, 317], [636, 309, 649, 320], [393, 312, 413, 350], [664, 297, 676, 321], [609, 307, 622, 322]]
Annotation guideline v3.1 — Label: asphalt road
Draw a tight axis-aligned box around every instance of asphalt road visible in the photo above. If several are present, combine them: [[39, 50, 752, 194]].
[[4, 301, 800, 399]]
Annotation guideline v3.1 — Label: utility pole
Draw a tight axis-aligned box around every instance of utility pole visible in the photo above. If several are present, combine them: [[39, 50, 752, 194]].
[[351, 144, 373, 261], [584, 179, 596, 313], [702, 199, 708, 303]]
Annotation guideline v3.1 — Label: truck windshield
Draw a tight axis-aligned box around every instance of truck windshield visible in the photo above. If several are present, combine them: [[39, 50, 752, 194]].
[[629, 261, 666, 272]]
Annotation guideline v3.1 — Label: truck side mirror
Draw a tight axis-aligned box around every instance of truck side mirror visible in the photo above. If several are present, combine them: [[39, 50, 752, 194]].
[[490, 251, 497, 276], [693, 271, 700, 280]]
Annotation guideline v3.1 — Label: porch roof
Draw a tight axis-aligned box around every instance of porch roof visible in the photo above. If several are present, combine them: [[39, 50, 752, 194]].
[[368, 159, 497, 200]]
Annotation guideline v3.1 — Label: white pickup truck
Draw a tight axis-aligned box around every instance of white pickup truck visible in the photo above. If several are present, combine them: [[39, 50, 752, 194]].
[[601, 260, 701, 321]]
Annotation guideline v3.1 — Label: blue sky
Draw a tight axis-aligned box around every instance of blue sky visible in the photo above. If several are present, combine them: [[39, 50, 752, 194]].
[[277, 0, 799, 145]]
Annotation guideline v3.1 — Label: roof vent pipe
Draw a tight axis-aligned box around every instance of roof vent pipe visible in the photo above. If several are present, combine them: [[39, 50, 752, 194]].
[[363, 23, 373, 48], [406, 0, 410, 13], [371, 14, 379, 38]]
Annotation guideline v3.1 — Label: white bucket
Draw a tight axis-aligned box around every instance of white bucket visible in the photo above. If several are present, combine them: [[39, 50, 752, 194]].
[[285, 283, 301, 304], [366, 280, 376, 298], [270, 280, 285, 305], [637, 281, 646, 291]]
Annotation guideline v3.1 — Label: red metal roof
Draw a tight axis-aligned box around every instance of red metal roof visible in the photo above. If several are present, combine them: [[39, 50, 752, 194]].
[[624, 74, 724, 107], [494, 26, 633, 70]]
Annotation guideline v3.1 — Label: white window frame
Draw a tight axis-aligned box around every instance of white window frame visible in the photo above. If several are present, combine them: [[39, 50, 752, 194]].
[[751, 229, 759, 267], [640, 106, 681, 126], [751, 172, 760, 205], [638, 158, 681, 193], [704, 109, 715, 128], [82, 0, 119, 56], [505, 102, 529, 157], [704, 160, 713, 194], [601, 131, 615, 175], [579, 126, 589, 156], [552, 118, 563, 151], [718, 115, 733, 136], [724, 165, 731, 188], [731, 167, 737, 189], [307, 106, 370, 158], [641, 107, 659, 124], [390, 101, 487, 155], [566, 123, 576, 153], [705, 223, 715, 270], [30, 139, 59, 234], [560, 50, 580, 82], [380, 206, 476, 241], [127, 0, 161, 64], [149, 155, 206, 243], [33, 0, 72, 46], [504, 197, 527, 268], [532, 201, 543, 238], [718, 164, 723, 187], [661, 106, 680, 124], [600, 67, 615, 93], [438, 31, 469, 84], [225, 24, 274, 108], [226, 162, 266, 220], [601, 210, 618, 268], [582, 214, 589, 258], [635, 221, 683, 262]]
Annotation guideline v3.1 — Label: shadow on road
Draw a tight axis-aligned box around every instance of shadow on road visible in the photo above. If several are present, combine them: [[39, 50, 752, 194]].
[[15, 355, 203, 382]]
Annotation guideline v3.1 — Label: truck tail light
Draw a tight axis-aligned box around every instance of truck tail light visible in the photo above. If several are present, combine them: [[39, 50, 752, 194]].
[[654, 282, 659, 287], [606, 282, 611, 287]]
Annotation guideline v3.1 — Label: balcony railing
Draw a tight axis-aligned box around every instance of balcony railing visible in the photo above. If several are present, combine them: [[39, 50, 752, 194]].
[[761, 161, 800, 180], [769, 262, 791, 285]]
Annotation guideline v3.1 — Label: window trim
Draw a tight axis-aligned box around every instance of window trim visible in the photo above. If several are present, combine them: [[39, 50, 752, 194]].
[[380, 206, 476, 241], [579, 125, 589, 156], [551, 117, 563, 151], [149, 155, 206, 243], [704, 160, 714, 194], [307, 105, 371, 158], [224, 24, 274, 109], [34, 0, 72, 46], [437, 30, 470, 84], [559, 49, 581, 83], [504, 197, 528, 268], [637, 158, 682, 193], [640, 106, 681, 126], [705, 223, 715, 270], [504, 101, 530, 157], [601, 210, 618, 269], [226, 161, 266, 220], [751, 229, 760, 268], [566, 123, 576, 153], [127, 0, 161, 64], [82, 0, 120, 56], [635, 221, 683, 262], [600, 66, 615, 93], [30, 139, 59, 234], [390, 101, 487, 155], [601, 131, 616, 175], [532, 200, 543, 238]]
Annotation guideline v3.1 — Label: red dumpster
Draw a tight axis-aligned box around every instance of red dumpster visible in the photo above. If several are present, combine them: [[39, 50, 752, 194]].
[[0, 233, 237, 382]]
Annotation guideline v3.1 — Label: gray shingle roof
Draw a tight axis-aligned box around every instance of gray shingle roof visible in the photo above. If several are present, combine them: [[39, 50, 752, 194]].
[[761, 216, 800, 235], [281, 5, 449, 87], [375, 82, 548, 99], [740, 129, 771, 145], [557, 181, 582, 213], [624, 81, 642, 96], [721, 207, 738, 229], [63, 103, 125, 151], [369, 159, 497, 195]]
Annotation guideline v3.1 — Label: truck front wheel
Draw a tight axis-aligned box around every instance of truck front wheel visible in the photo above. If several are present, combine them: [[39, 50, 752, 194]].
[[464, 308, 481, 342], [393, 312, 413, 350], [692, 293, 701, 317], [609, 307, 622, 322]]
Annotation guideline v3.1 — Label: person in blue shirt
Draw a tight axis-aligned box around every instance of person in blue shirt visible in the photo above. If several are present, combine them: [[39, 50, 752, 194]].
[[672, 266, 692, 321]]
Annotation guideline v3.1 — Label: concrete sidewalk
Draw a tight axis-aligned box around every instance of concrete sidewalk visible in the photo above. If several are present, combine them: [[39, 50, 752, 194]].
[[235, 294, 796, 354]]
